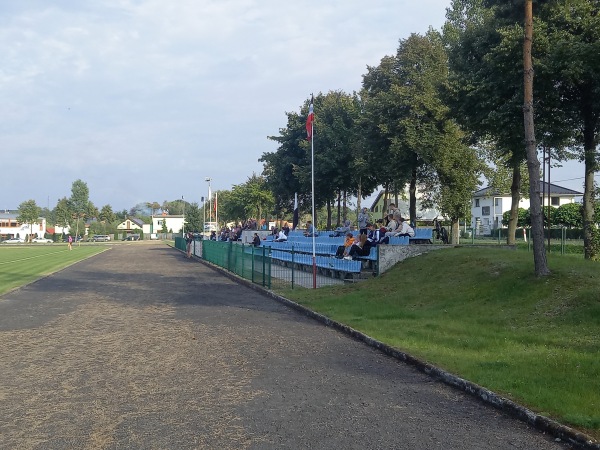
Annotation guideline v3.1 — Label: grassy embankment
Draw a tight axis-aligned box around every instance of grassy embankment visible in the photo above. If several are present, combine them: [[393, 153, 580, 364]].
[[0, 245, 107, 295], [278, 247, 600, 438]]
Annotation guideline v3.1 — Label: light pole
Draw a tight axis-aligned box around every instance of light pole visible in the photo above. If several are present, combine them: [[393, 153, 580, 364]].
[[202, 196, 205, 234], [182, 195, 185, 236], [205, 177, 212, 228]]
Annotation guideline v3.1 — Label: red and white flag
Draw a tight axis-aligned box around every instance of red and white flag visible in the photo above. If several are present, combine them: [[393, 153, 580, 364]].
[[306, 95, 314, 141]]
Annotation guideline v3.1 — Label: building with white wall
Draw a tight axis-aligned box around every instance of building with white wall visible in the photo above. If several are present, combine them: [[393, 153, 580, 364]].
[[471, 181, 582, 235], [0, 212, 47, 240]]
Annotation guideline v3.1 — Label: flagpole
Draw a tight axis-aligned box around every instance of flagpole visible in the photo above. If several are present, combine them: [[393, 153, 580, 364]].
[[310, 101, 316, 289]]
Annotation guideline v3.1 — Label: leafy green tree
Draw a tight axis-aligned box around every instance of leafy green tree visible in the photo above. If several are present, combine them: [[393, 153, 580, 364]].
[[99, 205, 116, 224], [541, 0, 600, 259], [17, 200, 41, 241], [262, 108, 309, 216], [54, 197, 72, 230], [502, 207, 529, 227], [554, 203, 582, 228], [361, 31, 480, 230], [69, 179, 90, 241], [184, 202, 203, 232], [228, 174, 274, 223], [443, 0, 569, 254]]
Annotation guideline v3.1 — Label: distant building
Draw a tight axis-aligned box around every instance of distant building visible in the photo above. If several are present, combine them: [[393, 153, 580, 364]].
[[471, 181, 582, 235], [0, 212, 47, 240], [143, 214, 185, 235], [117, 217, 145, 233]]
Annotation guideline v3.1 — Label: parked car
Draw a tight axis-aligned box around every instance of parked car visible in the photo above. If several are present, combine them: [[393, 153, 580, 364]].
[[91, 235, 111, 242], [2, 237, 25, 244], [32, 237, 53, 244], [122, 234, 141, 241]]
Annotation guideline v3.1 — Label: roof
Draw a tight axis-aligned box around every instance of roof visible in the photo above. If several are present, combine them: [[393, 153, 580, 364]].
[[473, 181, 583, 198]]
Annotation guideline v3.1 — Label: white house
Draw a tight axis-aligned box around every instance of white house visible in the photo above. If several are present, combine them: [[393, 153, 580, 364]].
[[143, 214, 185, 235], [471, 181, 583, 235], [116, 217, 145, 233], [0, 212, 48, 240]]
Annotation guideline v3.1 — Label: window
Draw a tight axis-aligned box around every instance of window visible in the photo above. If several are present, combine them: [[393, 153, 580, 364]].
[[551, 197, 560, 206], [482, 206, 490, 216], [494, 198, 500, 207], [475, 199, 480, 207]]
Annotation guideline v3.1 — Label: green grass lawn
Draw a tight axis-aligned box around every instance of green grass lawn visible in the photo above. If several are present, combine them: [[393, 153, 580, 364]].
[[0, 244, 108, 295], [277, 247, 600, 438]]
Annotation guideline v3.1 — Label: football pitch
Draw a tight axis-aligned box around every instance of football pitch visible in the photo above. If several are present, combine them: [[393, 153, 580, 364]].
[[0, 245, 108, 295]]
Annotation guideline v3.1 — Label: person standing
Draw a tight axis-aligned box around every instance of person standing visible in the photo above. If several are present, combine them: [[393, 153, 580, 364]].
[[185, 232, 193, 258], [357, 207, 370, 235], [67, 235, 73, 251]]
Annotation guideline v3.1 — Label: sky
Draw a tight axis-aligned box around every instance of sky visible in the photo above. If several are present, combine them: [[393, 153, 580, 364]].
[[0, 1, 588, 213]]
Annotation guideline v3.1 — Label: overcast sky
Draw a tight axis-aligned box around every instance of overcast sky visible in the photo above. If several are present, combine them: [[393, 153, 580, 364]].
[[1, 1, 587, 213]]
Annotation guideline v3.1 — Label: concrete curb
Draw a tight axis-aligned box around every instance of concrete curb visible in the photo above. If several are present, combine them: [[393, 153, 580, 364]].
[[195, 255, 599, 450]]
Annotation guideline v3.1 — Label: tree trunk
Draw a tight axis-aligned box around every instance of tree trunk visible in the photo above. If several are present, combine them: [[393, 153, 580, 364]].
[[357, 177, 362, 224], [507, 164, 521, 245], [326, 199, 332, 230], [409, 168, 417, 225], [383, 183, 389, 220], [343, 190, 347, 222], [523, 0, 550, 276], [582, 100, 599, 260], [336, 191, 341, 227], [451, 218, 460, 245]]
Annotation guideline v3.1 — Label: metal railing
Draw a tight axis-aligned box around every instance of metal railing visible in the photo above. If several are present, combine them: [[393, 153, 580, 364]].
[[175, 238, 364, 289]]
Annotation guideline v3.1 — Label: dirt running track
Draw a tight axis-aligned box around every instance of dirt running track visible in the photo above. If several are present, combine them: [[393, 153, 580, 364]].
[[0, 243, 570, 449]]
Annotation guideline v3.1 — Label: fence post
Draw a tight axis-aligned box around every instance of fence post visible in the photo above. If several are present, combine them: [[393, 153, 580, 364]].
[[262, 246, 266, 287], [251, 246, 255, 284], [291, 245, 295, 289]]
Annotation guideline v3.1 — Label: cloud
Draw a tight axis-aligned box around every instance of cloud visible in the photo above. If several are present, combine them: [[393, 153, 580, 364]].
[[2, 0, 477, 212]]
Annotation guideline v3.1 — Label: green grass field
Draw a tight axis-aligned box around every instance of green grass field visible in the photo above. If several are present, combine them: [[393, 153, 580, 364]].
[[0, 244, 108, 295], [277, 247, 600, 439]]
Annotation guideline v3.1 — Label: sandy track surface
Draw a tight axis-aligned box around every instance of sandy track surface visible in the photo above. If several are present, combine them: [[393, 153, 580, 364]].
[[0, 244, 568, 449]]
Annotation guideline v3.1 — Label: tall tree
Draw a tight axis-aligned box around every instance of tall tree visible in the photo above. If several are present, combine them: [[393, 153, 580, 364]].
[[17, 200, 42, 241], [69, 179, 90, 242], [444, 0, 570, 248], [523, 0, 550, 275], [184, 202, 203, 232], [54, 197, 72, 230], [541, 0, 600, 259], [99, 205, 116, 224]]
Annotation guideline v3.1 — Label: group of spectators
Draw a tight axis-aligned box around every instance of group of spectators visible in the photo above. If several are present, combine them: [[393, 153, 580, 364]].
[[208, 204, 416, 259], [334, 203, 415, 260]]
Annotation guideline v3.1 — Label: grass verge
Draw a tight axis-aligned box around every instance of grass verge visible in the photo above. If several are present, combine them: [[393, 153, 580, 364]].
[[0, 245, 108, 296], [276, 247, 600, 438]]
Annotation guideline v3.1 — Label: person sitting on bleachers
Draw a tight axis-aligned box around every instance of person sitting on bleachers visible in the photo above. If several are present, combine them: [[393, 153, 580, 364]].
[[374, 220, 389, 244], [385, 214, 399, 237], [346, 224, 377, 259], [395, 217, 415, 238], [335, 232, 355, 258], [331, 219, 352, 237], [303, 221, 319, 237], [274, 230, 288, 242]]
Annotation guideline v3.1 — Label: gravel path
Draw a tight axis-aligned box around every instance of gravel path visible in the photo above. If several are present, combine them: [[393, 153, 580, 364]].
[[0, 243, 570, 449]]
